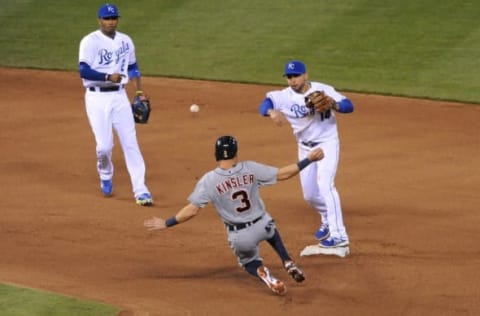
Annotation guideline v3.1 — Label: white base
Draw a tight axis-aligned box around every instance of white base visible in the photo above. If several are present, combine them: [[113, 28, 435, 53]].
[[300, 244, 350, 258]]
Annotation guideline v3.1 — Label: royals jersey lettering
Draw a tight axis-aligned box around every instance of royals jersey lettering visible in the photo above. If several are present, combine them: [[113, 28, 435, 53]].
[[79, 30, 135, 87]]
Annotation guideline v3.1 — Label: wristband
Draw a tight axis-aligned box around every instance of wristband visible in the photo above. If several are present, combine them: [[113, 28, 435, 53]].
[[135, 90, 144, 96], [105, 74, 110, 81], [165, 216, 178, 227], [297, 158, 312, 171]]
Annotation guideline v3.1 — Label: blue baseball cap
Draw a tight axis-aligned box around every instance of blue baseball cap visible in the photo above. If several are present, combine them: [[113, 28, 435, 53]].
[[98, 4, 120, 19], [284, 60, 306, 76]]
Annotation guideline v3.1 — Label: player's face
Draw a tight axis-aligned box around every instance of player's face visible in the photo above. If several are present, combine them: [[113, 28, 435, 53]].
[[98, 17, 119, 36], [286, 73, 309, 93]]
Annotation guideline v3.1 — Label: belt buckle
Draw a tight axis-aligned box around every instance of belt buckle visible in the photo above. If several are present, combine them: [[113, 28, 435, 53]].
[[302, 141, 317, 147]]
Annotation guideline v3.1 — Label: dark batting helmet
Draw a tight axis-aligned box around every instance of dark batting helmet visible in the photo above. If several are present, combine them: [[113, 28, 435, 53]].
[[215, 135, 238, 161]]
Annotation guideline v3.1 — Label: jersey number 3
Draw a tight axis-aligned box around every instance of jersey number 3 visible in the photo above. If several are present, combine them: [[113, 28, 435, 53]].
[[232, 190, 251, 213]]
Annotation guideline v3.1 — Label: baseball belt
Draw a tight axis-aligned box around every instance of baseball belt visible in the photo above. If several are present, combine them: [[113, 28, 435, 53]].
[[225, 215, 263, 231], [88, 85, 125, 92], [301, 141, 320, 147]]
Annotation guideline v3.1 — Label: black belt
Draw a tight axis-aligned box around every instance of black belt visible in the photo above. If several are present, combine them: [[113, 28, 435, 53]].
[[225, 216, 263, 231], [88, 85, 123, 92], [301, 141, 320, 147]]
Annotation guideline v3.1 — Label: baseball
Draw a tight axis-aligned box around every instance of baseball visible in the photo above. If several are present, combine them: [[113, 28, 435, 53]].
[[190, 104, 200, 113]]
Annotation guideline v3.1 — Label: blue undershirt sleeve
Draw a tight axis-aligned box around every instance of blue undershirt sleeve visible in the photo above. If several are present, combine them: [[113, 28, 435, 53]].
[[128, 62, 141, 78], [336, 98, 354, 113], [259, 98, 274, 116], [78, 62, 107, 81]]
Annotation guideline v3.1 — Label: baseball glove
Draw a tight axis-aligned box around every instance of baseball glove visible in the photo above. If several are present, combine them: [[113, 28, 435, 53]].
[[304, 90, 336, 113], [132, 92, 151, 124]]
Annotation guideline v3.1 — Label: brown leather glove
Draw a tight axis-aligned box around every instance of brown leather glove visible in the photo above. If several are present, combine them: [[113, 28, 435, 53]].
[[305, 91, 336, 113]]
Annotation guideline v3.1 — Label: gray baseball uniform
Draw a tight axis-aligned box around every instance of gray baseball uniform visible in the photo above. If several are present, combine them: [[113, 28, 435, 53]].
[[188, 161, 279, 266]]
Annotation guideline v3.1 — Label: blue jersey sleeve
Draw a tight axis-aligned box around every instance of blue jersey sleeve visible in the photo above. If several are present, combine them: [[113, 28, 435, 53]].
[[337, 98, 354, 113], [128, 62, 141, 78], [78, 62, 107, 81], [259, 98, 274, 116]]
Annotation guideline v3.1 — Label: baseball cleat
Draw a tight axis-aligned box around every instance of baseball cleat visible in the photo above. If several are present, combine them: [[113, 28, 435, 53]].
[[257, 266, 287, 295], [136, 193, 153, 206], [100, 180, 113, 197], [314, 224, 330, 241], [284, 261, 305, 283], [319, 237, 349, 248]]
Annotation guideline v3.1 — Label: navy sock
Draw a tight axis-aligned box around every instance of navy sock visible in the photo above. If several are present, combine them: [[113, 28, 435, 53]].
[[244, 259, 263, 277], [267, 229, 292, 263]]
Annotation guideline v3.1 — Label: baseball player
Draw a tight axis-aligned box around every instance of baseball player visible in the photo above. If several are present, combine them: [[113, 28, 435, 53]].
[[144, 136, 324, 295], [258, 60, 354, 250], [78, 3, 153, 206]]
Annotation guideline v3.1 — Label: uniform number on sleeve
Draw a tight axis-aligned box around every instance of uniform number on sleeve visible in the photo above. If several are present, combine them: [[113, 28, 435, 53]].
[[232, 190, 251, 213]]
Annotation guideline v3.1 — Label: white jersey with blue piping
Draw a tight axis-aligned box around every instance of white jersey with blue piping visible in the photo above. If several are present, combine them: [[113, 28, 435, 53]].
[[266, 81, 347, 143], [79, 30, 135, 87]]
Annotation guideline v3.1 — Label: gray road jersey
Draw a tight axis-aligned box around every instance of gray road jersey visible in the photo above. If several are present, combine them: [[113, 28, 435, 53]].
[[187, 161, 278, 224]]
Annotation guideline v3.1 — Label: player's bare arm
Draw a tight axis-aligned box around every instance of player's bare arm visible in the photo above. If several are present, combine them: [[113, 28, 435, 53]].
[[267, 109, 286, 127], [131, 76, 142, 92], [259, 98, 286, 127], [144, 203, 201, 231], [277, 148, 324, 181]]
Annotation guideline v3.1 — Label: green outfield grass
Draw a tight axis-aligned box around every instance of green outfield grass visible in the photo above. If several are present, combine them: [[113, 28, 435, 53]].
[[1, 0, 478, 103], [0, 283, 118, 316]]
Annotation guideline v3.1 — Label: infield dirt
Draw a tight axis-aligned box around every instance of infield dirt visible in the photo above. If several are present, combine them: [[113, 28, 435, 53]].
[[1, 67, 479, 316]]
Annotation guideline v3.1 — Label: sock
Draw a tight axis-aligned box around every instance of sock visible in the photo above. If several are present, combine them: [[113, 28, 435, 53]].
[[244, 259, 263, 277], [267, 229, 292, 263]]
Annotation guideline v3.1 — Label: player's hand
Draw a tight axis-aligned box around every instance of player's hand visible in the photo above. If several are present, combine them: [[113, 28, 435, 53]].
[[144, 216, 167, 231], [108, 73, 125, 83], [307, 148, 324, 162], [135, 90, 149, 101], [268, 109, 286, 126]]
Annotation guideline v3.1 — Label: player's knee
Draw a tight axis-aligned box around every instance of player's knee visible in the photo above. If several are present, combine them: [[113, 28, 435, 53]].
[[96, 148, 112, 156], [96, 150, 111, 168], [318, 184, 337, 198], [303, 191, 319, 203], [233, 241, 256, 253], [303, 194, 328, 211]]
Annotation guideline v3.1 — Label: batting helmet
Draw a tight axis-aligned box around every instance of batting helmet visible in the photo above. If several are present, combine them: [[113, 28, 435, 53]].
[[215, 135, 238, 161]]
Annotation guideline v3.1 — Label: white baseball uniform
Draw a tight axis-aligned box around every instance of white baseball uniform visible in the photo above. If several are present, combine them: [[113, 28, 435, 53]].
[[266, 81, 349, 242], [79, 30, 150, 198]]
